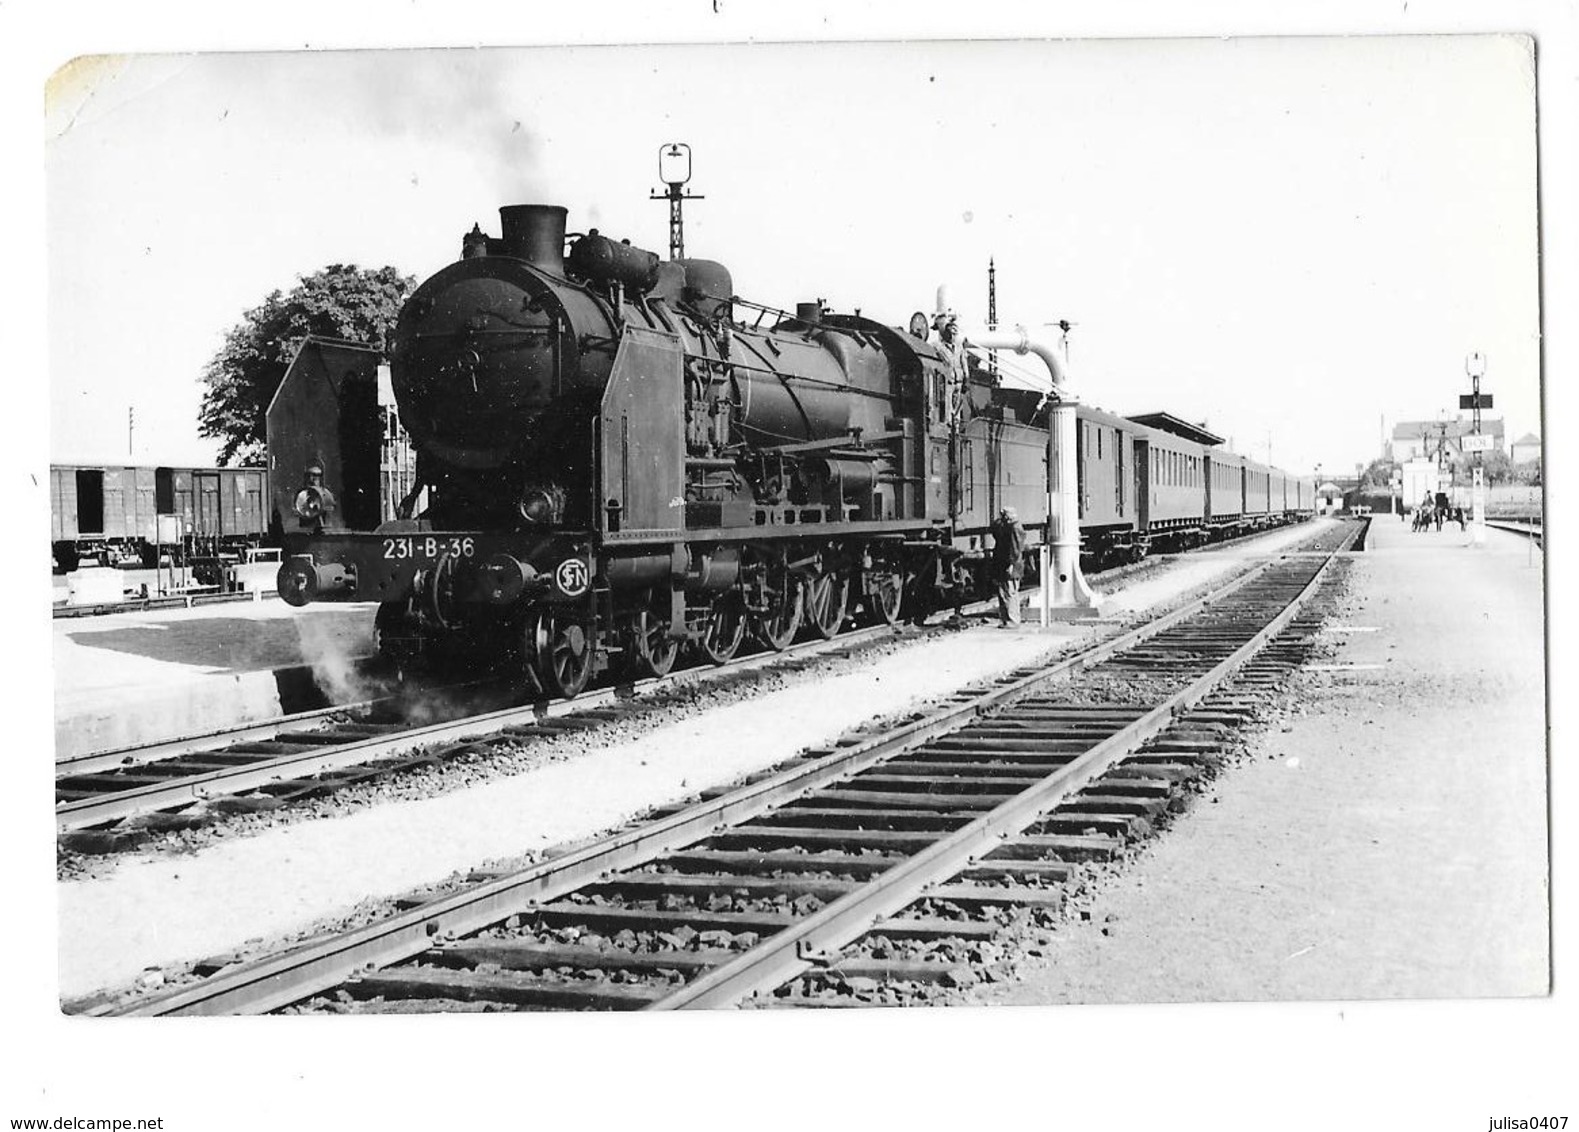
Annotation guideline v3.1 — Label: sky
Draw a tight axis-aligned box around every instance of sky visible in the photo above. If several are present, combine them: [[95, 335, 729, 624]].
[[44, 35, 1541, 477]]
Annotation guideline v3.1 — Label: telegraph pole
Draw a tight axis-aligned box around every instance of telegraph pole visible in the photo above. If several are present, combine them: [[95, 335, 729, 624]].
[[649, 142, 703, 261], [987, 258, 998, 382], [128, 406, 134, 458]]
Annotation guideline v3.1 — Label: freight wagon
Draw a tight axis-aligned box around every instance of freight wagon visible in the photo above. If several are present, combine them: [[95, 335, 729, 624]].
[[50, 464, 271, 573]]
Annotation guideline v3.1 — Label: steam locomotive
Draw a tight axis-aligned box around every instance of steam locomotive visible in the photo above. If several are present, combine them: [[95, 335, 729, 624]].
[[271, 203, 1312, 696]]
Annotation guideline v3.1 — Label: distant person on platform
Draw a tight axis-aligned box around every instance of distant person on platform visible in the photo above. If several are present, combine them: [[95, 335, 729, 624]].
[[1455, 505, 1466, 531], [990, 506, 1027, 626]]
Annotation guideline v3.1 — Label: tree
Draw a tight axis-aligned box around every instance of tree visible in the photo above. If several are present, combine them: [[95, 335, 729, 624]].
[[1477, 448, 1514, 485], [1358, 456, 1398, 491], [198, 264, 415, 465]]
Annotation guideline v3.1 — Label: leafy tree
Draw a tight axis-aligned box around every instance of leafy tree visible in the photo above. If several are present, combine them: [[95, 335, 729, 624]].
[[1358, 456, 1398, 490], [1477, 448, 1514, 485], [198, 264, 415, 465]]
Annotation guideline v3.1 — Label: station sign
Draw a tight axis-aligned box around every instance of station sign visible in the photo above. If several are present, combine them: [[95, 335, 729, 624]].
[[1461, 434, 1494, 453], [1459, 393, 1494, 410]]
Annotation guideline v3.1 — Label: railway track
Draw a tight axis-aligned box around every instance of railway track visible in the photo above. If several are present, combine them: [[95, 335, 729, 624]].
[[1485, 517, 1542, 546], [55, 615, 929, 840], [98, 518, 1364, 1016], [56, 521, 1320, 841]]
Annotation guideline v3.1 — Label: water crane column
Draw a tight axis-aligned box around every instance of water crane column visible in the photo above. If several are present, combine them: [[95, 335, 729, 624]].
[[964, 324, 1102, 620]]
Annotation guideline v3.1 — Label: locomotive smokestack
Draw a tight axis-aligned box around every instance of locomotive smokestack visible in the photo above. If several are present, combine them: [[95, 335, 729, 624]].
[[499, 204, 568, 276]]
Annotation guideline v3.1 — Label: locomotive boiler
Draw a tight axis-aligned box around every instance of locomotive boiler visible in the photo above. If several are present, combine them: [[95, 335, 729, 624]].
[[272, 204, 1015, 696]]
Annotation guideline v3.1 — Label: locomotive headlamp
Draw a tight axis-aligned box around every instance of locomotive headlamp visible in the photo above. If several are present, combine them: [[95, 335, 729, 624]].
[[294, 464, 336, 521], [519, 486, 561, 525], [294, 487, 327, 520]]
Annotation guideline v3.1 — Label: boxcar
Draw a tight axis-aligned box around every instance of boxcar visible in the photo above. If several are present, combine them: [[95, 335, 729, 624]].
[[51, 465, 158, 570], [51, 464, 270, 573]]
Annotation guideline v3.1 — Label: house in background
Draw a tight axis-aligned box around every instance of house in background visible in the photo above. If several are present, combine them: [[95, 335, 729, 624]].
[[1509, 432, 1541, 465], [1388, 417, 1505, 462]]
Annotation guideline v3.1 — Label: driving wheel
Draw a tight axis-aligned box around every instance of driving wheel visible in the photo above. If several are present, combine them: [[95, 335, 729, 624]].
[[751, 573, 803, 651], [861, 569, 904, 627], [530, 610, 595, 698], [694, 596, 746, 665], [625, 605, 679, 679], [803, 569, 850, 640]]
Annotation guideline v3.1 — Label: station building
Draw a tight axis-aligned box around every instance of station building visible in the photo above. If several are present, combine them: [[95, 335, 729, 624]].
[[1388, 417, 1505, 462]]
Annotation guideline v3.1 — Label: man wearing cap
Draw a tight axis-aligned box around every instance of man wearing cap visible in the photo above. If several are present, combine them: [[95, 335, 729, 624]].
[[934, 310, 966, 422], [990, 506, 1027, 625]]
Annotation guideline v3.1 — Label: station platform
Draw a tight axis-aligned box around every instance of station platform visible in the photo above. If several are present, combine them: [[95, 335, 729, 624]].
[[53, 600, 376, 759], [979, 512, 1549, 1006]]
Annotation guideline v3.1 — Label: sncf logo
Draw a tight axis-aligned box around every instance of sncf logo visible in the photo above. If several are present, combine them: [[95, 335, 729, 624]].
[[555, 558, 590, 597]]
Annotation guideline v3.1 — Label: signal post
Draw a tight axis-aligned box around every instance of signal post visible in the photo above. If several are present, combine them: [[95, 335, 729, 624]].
[[1460, 353, 1493, 547]]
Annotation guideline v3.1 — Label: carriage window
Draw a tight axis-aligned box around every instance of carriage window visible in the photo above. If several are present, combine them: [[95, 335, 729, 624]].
[[1097, 428, 1104, 459]]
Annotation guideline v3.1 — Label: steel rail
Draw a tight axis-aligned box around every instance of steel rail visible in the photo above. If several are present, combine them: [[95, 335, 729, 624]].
[[1484, 518, 1542, 546], [57, 620, 914, 834], [57, 696, 389, 779], [107, 546, 1306, 1017], [651, 547, 1345, 1009]]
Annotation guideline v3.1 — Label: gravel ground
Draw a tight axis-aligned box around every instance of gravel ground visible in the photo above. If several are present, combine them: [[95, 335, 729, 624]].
[[970, 518, 1548, 1006], [56, 519, 1334, 1003]]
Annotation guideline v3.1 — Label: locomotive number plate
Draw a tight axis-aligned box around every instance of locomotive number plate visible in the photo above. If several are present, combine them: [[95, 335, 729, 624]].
[[381, 536, 477, 561]]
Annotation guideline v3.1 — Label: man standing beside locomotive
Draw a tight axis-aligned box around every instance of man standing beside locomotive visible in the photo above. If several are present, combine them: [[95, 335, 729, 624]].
[[990, 506, 1027, 626]]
